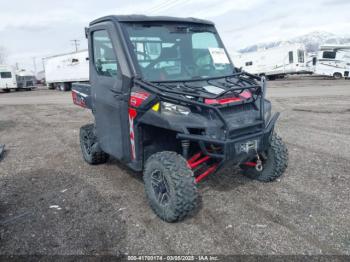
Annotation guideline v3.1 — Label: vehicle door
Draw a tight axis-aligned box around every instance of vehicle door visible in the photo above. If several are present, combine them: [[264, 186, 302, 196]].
[[89, 22, 130, 160]]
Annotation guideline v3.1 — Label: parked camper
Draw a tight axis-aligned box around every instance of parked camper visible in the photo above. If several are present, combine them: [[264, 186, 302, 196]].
[[232, 44, 309, 80], [0, 65, 17, 92], [44, 50, 89, 91], [313, 45, 350, 79], [16, 70, 36, 90]]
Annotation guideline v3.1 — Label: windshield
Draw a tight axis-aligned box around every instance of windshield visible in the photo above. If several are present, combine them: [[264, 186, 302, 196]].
[[123, 23, 234, 82]]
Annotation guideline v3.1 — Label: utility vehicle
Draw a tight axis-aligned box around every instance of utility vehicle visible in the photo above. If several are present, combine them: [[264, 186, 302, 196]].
[[72, 15, 288, 222]]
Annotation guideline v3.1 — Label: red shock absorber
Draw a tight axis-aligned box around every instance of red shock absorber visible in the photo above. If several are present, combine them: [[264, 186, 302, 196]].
[[187, 152, 218, 183], [195, 163, 219, 183]]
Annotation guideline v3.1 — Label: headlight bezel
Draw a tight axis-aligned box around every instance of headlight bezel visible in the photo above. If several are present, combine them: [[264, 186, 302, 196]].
[[161, 102, 191, 116]]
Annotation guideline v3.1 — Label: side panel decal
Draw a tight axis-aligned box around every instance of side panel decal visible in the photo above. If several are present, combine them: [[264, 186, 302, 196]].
[[128, 91, 149, 160]]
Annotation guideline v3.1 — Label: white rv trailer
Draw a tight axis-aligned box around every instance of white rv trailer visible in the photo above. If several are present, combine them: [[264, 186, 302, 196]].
[[44, 50, 89, 91], [16, 70, 36, 90], [0, 65, 17, 92], [232, 44, 309, 80], [313, 45, 350, 79]]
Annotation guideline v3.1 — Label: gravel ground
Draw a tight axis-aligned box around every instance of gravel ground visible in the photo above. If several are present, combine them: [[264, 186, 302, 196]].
[[0, 78, 349, 257]]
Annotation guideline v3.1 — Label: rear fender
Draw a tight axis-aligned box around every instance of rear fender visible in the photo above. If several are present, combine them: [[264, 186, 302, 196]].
[[72, 83, 92, 109]]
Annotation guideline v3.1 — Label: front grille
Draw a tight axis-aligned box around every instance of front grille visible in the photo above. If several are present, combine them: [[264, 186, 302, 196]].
[[219, 103, 263, 139], [219, 103, 254, 116], [228, 125, 261, 139]]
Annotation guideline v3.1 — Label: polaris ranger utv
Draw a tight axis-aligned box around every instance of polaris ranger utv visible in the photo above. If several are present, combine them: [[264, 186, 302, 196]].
[[72, 15, 288, 222]]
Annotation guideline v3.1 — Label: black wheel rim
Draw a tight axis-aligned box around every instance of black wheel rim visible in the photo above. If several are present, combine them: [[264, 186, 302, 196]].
[[151, 170, 170, 206]]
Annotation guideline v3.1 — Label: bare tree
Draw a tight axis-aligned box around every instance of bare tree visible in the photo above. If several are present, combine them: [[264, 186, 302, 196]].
[[0, 46, 8, 64]]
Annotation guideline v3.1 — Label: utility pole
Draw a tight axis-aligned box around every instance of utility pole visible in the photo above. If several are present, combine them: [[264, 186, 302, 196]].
[[71, 39, 80, 52], [32, 57, 37, 75]]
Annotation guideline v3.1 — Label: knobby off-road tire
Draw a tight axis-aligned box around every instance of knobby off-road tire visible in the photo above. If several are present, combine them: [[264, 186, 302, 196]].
[[80, 124, 109, 165], [241, 133, 288, 182], [144, 151, 198, 222]]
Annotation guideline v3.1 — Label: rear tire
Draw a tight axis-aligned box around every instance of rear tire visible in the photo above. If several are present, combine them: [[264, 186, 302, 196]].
[[333, 72, 342, 79], [144, 151, 198, 222], [240, 133, 288, 182], [79, 124, 109, 165], [58, 83, 70, 91]]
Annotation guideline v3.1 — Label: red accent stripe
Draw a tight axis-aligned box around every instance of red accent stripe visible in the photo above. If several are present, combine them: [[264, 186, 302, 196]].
[[71, 90, 86, 108], [129, 91, 149, 107], [205, 97, 241, 105], [204, 91, 252, 105], [128, 108, 137, 160]]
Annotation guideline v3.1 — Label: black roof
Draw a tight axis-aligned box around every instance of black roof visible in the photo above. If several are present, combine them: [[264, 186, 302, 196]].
[[90, 15, 214, 26]]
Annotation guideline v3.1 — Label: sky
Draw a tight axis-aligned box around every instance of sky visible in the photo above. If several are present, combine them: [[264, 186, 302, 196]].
[[0, 0, 349, 72]]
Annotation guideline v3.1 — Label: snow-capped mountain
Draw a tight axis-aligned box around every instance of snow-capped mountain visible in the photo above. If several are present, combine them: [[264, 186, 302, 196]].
[[239, 31, 350, 53]]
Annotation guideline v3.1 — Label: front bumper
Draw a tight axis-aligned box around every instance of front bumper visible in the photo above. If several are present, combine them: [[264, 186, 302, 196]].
[[177, 112, 279, 163]]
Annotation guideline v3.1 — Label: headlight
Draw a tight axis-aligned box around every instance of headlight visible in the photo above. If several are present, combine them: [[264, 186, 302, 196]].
[[161, 102, 190, 116]]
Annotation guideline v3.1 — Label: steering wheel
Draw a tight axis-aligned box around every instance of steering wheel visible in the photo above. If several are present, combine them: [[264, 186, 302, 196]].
[[195, 54, 216, 75], [184, 65, 197, 77]]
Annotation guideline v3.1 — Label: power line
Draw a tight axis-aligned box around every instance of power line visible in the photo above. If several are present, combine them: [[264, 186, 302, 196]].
[[148, 0, 187, 14], [32, 57, 37, 75], [147, 0, 178, 13]]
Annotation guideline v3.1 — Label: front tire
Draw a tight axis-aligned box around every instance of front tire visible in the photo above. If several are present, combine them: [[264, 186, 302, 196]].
[[241, 133, 288, 182], [144, 151, 198, 222], [79, 124, 109, 165]]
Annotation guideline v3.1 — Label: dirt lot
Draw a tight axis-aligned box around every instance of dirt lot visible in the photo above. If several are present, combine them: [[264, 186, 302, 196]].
[[0, 77, 350, 257]]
